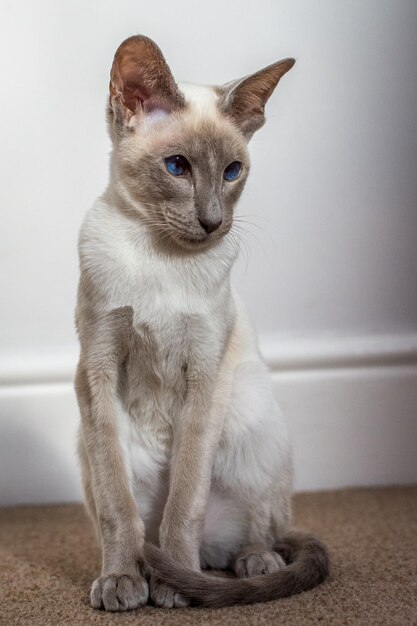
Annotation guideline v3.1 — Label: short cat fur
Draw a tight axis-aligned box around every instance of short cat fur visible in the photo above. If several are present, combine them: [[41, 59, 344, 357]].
[[75, 34, 329, 610]]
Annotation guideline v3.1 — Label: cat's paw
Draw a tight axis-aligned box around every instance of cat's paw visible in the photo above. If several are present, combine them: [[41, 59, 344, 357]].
[[149, 575, 189, 608], [234, 550, 286, 578], [90, 574, 149, 611]]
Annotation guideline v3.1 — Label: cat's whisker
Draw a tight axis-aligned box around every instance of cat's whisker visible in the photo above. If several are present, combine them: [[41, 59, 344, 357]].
[[233, 223, 263, 250], [227, 228, 251, 271], [234, 217, 266, 233], [236, 212, 275, 226], [232, 218, 276, 271]]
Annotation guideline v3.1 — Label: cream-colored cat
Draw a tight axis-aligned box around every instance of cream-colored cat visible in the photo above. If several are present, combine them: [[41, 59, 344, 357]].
[[75, 35, 329, 610]]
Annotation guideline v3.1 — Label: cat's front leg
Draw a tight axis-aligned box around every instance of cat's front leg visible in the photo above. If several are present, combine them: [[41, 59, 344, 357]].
[[75, 310, 149, 612], [151, 357, 233, 608]]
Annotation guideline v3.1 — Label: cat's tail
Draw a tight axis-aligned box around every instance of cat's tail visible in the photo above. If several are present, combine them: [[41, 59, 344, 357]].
[[144, 530, 329, 608]]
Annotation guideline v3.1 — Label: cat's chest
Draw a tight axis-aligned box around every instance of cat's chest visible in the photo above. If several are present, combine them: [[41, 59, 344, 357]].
[[83, 207, 234, 394], [104, 245, 220, 328], [115, 253, 229, 408], [83, 200, 236, 331]]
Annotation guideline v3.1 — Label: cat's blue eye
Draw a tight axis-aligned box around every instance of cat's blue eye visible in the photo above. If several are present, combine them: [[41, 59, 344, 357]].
[[223, 161, 242, 182], [165, 155, 190, 177]]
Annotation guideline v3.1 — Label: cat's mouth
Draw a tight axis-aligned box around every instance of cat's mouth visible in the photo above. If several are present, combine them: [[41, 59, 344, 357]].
[[173, 230, 217, 249], [146, 209, 231, 252], [162, 226, 229, 252], [175, 221, 233, 250]]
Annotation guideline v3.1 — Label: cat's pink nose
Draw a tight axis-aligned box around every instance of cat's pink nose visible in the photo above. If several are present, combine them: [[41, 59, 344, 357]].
[[198, 217, 222, 234]]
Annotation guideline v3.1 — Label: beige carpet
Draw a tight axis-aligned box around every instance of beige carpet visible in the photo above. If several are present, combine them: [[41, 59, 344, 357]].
[[1, 487, 416, 625]]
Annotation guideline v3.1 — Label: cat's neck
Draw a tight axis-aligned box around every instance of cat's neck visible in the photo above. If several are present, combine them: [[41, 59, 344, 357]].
[[81, 191, 239, 309]]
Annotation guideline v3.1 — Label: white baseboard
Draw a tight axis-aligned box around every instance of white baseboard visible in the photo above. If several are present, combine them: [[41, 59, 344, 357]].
[[1, 333, 416, 505]]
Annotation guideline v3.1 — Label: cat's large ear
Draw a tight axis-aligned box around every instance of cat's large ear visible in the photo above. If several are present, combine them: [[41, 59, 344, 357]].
[[108, 35, 185, 135], [218, 58, 295, 140]]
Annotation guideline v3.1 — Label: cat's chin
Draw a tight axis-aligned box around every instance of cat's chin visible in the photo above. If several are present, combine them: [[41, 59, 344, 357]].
[[176, 234, 211, 249], [175, 228, 233, 252], [150, 229, 225, 255]]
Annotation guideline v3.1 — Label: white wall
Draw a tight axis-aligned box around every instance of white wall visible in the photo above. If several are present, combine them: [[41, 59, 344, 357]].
[[1, 1, 417, 504]]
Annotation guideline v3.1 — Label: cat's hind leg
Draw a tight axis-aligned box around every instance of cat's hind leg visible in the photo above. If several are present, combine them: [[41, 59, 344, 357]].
[[234, 543, 286, 578], [213, 357, 293, 579]]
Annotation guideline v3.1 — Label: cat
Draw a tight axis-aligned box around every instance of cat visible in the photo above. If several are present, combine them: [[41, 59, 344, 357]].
[[75, 34, 329, 611]]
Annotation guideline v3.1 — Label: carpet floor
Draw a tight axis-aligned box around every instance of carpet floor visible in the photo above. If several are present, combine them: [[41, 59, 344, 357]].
[[0, 487, 416, 626]]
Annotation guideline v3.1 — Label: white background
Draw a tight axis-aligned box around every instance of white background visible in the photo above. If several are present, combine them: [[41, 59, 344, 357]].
[[1, 1, 416, 503]]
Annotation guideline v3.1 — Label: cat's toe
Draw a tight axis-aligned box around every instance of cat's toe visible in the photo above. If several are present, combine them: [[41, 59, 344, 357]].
[[235, 550, 286, 578], [90, 574, 149, 611], [150, 576, 189, 608]]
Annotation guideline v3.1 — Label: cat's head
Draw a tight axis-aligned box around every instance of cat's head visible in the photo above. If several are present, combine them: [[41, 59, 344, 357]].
[[108, 35, 294, 252]]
